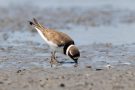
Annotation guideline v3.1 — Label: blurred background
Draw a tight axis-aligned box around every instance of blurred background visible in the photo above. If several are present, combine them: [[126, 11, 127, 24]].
[[0, 0, 135, 69], [0, 0, 135, 46]]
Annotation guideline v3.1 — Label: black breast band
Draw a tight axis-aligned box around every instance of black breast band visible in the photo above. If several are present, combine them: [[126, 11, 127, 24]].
[[63, 41, 74, 55]]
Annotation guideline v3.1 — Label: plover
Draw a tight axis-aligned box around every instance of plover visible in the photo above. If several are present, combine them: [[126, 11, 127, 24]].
[[29, 18, 80, 67]]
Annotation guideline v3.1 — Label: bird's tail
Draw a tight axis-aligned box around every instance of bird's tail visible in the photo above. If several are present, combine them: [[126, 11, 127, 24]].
[[29, 18, 45, 30]]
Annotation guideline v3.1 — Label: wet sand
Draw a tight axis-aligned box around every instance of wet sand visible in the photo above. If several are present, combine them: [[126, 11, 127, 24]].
[[1, 1, 135, 90], [0, 66, 135, 90], [1, 36, 135, 90]]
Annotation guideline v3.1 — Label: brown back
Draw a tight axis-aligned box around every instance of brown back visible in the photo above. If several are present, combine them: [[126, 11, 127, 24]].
[[30, 18, 74, 46], [43, 29, 74, 46]]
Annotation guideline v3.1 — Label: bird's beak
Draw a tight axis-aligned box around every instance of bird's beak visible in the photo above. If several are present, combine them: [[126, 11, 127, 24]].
[[74, 59, 78, 64], [73, 59, 78, 67]]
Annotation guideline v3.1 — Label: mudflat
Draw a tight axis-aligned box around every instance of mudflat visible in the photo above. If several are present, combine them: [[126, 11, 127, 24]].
[[1, 0, 135, 90]]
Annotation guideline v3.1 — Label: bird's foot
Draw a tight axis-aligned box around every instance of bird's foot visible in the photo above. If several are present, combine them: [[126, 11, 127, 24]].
[[50, 56, 59, 67], [74, 63, 78, 67]]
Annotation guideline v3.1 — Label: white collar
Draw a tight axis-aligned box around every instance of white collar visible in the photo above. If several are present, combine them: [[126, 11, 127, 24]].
[[66, 45, 74, 55]]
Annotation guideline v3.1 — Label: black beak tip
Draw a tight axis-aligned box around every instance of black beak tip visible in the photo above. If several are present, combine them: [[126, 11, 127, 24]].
[[73, 59, 78, 67]]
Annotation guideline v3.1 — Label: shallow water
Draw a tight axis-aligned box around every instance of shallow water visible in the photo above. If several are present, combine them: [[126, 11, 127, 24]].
[[61, 25, 135, 45], [1, 29, 135, 69], [0, 0, 135, 69], [3, 24, 135, 46]]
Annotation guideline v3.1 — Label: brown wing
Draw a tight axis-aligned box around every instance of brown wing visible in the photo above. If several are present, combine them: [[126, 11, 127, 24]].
[[43, 29, 74, 46], [29, 18, 74, 46]]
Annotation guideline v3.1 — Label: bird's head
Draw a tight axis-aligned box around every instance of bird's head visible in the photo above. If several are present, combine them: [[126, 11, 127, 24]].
[[66, 45, 80, 64]]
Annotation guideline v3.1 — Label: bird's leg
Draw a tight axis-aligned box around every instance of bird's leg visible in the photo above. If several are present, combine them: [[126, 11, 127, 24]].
[[50, 52, 53, 67], [53, 51, 59, 63], [50, 51, 58, 67]]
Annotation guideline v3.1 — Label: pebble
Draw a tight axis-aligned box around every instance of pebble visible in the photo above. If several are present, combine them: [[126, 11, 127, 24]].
[[0, 81, 4, 84], [60, 83, 65, 87], [86, 65, 92, 68], [16, 70, 22, 73]]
